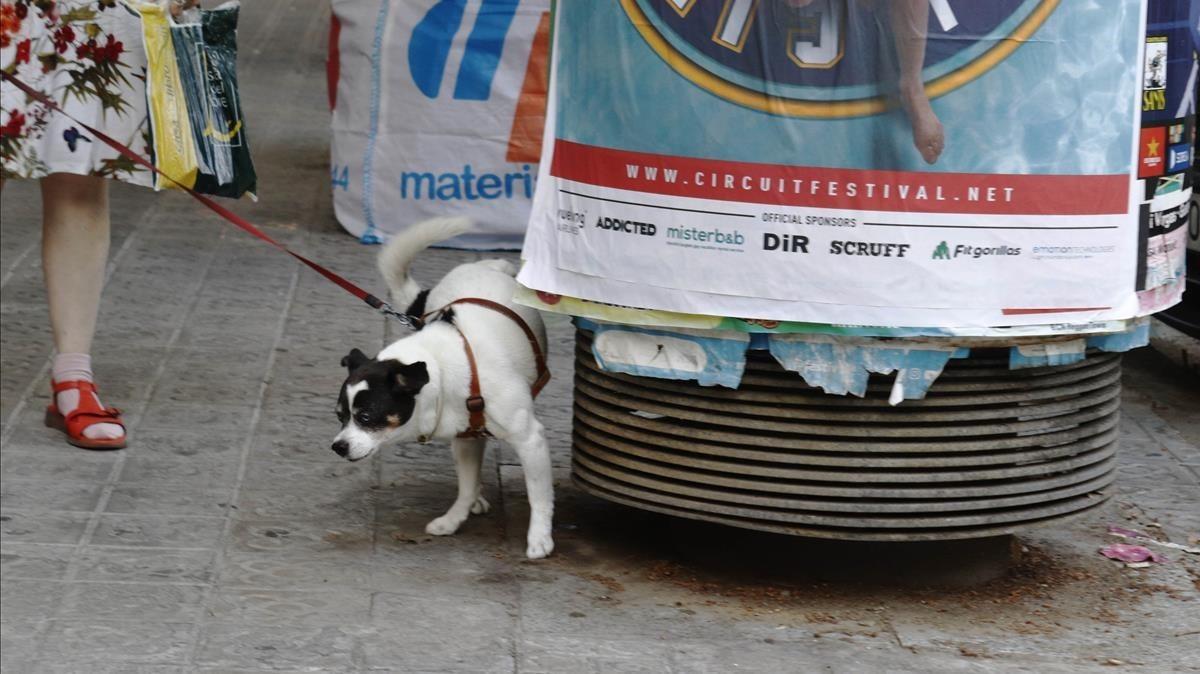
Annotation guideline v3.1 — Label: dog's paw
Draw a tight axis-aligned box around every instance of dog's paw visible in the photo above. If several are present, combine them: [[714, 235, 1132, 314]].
[[525, 531, 555, 559], [425, 515, 463, 536], [471, 495, 490, 515]]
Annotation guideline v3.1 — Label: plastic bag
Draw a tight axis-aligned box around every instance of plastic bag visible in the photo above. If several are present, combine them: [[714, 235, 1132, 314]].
[[137, 2, 199, 191], [171, 1, 257, 198]]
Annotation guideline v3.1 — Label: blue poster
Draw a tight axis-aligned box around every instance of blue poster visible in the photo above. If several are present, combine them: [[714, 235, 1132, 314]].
[[520, 1, 1168, 329]]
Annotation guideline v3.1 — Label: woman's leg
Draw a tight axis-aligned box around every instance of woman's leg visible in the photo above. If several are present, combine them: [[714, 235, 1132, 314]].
[[41, 173, 123, 441]]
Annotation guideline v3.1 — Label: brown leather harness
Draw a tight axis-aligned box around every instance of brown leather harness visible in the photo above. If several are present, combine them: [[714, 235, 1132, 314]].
[[421, 298, 550, 438]]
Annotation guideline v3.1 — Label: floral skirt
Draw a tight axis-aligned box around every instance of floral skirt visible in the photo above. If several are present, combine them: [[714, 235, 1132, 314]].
[[1, 0, 151, 186]]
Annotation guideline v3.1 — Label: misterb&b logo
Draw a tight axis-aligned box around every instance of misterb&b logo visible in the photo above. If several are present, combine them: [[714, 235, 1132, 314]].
[[409, 0, 520, 100]]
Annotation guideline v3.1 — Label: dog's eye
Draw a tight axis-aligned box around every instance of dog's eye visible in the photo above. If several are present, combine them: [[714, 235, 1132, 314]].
[[354, 411, 372, 425]]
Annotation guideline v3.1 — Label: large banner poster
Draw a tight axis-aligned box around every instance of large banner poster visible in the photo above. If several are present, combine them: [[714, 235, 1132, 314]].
[[518, 0, 1169, 328], [330, 0, 550, 249]]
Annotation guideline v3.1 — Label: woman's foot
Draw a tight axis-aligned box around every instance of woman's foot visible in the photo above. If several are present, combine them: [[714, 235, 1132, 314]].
[[45, 353, 126, 449]]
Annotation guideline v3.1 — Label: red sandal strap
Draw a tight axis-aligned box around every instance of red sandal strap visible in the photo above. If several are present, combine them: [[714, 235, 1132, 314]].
[[64, 406, 125, 428], [50, 379, 126, 436], [51, 379, 98, 395]]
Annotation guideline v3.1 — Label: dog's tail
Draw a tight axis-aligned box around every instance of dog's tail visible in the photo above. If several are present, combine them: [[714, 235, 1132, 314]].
[[377, 216, 472, 309]]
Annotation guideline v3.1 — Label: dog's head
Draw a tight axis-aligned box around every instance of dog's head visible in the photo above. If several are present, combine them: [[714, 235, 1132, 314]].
[[331, 347, 430, 461]]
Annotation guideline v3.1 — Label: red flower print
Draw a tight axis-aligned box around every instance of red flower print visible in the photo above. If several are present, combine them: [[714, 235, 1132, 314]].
[[15, 37, 31, 63], [0, 5, 20, 49], [79, 34, 124, 64], [101, 34, 122, 62], [52, 23, 73, 53], [1, 110, 27, 139]]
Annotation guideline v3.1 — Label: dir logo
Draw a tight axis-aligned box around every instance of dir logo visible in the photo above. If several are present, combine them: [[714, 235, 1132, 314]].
[[410, 0, 521, 100], [762, 233, 810, 253]]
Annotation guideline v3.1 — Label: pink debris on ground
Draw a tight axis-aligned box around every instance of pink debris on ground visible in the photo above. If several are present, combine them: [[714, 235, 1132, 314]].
[[1099, 544, 1166, 564], [1107, 525, 1146, 539]]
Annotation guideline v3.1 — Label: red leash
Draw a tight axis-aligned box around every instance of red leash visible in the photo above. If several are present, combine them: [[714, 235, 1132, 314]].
[[2, 71, 414, 327]]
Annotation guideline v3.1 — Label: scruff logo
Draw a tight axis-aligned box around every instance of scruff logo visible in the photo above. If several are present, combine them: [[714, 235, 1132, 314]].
[[829, 240, 910, 257], [595, 216, 658, 236], [932, 240, 1022, 259], [622, 0, 1058, 117], [410, 0, 521, 100]]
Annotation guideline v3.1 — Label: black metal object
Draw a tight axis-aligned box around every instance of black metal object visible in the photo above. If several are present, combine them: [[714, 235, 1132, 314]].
[[571, 330, 1119, 541]]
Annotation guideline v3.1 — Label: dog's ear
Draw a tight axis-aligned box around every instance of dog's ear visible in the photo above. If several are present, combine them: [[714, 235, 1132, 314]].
[[341, 348, 369, 373], [393, 361, 430, 393]]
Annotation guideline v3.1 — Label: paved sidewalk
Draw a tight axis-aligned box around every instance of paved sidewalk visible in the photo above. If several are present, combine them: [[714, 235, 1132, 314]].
[[2, 1, 1199, 672]]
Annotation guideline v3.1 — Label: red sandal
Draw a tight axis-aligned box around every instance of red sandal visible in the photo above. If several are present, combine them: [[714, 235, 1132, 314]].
[[44, 380, 127, 450]]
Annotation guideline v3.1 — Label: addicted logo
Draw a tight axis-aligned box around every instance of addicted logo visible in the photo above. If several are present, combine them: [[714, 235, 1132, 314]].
[[595, 216, 657, 236], [622, 0, 1058, 117], [932, 240, 1022, 259]]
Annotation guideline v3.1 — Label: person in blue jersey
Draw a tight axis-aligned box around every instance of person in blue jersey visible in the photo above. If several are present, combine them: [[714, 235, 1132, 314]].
[[784, 0, 945, 164]]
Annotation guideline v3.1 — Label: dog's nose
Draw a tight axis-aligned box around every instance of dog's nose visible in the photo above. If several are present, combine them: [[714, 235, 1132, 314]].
[[331, 440, 349, 457]]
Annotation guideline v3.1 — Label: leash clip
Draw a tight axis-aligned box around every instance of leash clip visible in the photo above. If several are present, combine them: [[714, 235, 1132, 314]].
[[378, 303, 424, 330]]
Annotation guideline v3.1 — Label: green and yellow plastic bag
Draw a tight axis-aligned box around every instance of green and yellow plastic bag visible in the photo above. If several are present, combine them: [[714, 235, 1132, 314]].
[[137, 2, 199, 190]]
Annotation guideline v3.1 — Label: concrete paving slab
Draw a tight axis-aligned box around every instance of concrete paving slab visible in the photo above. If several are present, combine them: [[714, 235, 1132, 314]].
[[2, 2, 1197, 671], [37, 620, 195, 664]]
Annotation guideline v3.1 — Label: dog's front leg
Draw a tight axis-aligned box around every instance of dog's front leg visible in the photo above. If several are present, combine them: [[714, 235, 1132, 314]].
[[506, 412, 555, 559], [426, 436, 487, 536]]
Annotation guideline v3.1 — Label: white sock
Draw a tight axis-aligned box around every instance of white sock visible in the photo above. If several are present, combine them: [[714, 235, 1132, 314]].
[[52, 353, 123, 441]]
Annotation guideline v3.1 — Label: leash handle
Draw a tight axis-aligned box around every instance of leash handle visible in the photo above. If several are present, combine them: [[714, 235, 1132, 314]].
[[2, 71, 407, 326]]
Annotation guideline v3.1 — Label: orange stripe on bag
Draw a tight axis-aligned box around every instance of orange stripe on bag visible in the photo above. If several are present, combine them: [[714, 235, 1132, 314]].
[[505, 11, 551, 164]]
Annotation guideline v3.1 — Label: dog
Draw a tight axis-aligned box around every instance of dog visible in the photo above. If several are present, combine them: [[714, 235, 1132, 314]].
[[331, 217, 555, 559]]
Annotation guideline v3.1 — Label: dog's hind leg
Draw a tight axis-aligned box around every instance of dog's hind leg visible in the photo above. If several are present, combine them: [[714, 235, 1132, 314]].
[[425, 436, 488, 536], [504, 411, 555, 559]]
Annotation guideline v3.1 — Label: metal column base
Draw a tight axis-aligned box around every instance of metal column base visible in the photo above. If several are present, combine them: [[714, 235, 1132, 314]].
[[571, 329, 1118, 542]]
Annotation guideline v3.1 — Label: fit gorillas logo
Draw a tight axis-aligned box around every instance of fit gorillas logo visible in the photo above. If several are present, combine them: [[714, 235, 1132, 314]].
[[932, 240, 1022, 259], [622, 0, 1058, 119]]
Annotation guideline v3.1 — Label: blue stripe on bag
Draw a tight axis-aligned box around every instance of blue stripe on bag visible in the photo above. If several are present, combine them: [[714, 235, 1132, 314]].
[[360, 0, 393, 245], [453, 0, 519, 100]]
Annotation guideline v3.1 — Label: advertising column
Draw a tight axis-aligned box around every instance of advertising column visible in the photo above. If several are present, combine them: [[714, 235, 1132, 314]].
[[519, 0, 1167, 329]]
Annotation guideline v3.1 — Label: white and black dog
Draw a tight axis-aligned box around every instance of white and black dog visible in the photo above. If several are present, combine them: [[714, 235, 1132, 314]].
[[331, 217, 554, 559]]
